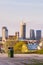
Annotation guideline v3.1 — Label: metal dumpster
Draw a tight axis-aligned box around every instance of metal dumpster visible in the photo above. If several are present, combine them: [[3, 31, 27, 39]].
[[8, 47, 14, 58]]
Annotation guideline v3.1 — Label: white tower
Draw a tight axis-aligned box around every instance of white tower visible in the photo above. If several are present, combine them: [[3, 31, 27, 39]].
[[20, 22, 26, 39], [2, 26, 8, 42]]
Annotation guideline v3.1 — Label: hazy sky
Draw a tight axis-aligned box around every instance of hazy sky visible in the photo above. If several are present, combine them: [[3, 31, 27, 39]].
[[0, 0, 43, 37]]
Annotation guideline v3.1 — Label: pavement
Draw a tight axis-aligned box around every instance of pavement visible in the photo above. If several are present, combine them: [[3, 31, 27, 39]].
[[0, 54, 43, 65]]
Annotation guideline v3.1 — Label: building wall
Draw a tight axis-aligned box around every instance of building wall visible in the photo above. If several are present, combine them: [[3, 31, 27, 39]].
[[15, 32, 19, 39], [30, 29, 35, 40], [36, 30, 41, 40]]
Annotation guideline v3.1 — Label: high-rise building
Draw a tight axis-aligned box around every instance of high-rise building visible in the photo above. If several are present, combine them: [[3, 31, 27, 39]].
[[20, 22, 26, 39], [36, 30, 41, 40], [30, 29, 35, 40], [2, 26, 8, 41]]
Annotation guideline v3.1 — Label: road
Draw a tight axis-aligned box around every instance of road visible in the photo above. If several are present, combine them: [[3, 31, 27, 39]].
[[0, 54, 43, 65]]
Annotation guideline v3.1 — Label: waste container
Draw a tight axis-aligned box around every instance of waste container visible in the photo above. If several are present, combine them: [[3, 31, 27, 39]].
[[8, 47, 14, 58]]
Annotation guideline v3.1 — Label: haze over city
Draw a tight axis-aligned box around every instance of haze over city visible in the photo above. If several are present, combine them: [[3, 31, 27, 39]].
[[0, 0, 43, 37]]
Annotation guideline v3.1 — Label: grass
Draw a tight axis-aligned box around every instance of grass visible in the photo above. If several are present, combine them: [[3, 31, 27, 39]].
[[24, 63, 43, 65], [36, 49, 43, 54]]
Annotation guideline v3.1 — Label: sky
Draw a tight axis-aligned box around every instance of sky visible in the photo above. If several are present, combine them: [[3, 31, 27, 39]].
[[0, 0, 43, 37]]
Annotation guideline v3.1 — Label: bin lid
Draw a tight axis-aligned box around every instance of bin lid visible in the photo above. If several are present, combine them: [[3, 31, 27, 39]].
[[8, 47, 13, 49]]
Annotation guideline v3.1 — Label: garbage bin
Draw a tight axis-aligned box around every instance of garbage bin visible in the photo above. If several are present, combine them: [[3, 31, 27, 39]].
[[8, 47, 14, 58]]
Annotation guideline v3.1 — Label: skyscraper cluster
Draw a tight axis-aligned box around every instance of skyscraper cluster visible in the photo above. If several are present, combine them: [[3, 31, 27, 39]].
[[20, 22, 41, 40], [30, 29, 41, 40], [2, 22, 42, 42]]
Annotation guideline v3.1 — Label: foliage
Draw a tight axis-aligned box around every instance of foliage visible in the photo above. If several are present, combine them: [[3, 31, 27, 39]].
[[14, 41, 28, 54], [36, 49, 43, 54], [21, 44, 28, 53], [3, 39, 43, 54]]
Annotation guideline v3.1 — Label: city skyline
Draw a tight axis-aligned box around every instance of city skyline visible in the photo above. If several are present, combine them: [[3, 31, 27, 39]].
[[0, 25, 42, 39], [0, 0, 43, 37]]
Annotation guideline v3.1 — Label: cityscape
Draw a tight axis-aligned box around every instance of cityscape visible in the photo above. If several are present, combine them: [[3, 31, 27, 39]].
[[0, 22, 42, 53], [0, 22, 43, 65], [0, 0, 43, 65], [1, 22, 42, 41]]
